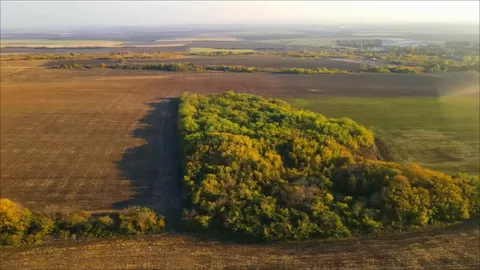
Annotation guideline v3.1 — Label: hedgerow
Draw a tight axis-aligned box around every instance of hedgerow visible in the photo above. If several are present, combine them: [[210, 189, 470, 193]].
[[104, 62, 350, 74], [0, 199, 165, 245], [179, 92, 479, 241]]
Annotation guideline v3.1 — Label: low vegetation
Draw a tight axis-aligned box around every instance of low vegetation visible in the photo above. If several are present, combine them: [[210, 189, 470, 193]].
[[0, 198, 165, 245], [359, 65, 424, 74], [179, 92, 479, 241]]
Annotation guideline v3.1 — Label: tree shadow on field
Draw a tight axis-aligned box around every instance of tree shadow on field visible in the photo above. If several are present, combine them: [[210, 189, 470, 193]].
[[113, 98, 182, 230]]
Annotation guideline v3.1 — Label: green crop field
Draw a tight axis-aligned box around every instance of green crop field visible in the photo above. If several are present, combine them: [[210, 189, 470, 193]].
[[286, 96, 480, 175]]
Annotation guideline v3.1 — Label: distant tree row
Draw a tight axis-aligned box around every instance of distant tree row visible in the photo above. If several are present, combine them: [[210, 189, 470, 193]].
[[102, 62, 351, 74], [50, 61, 479, 74]]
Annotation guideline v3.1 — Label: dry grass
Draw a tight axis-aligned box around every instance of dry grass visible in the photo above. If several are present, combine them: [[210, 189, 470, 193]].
[[0, 221, 478, 269]]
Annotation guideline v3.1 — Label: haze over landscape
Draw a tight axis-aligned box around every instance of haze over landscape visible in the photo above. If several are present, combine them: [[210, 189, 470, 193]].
[[1, 1, 480, 30], [0, 1, 479, 269]]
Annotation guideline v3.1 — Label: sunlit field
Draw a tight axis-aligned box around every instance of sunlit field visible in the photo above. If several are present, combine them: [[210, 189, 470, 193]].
[[287, 96, 480, 174]]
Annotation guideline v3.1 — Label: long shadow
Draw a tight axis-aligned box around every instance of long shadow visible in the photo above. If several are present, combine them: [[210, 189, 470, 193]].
[[113, 98, 182, 230]]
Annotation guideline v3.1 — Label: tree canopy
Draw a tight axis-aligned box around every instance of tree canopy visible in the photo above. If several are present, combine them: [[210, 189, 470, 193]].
[[179, 92, 479, 241]]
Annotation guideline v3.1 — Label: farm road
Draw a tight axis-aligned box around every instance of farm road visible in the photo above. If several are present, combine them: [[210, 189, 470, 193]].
[[114, 98, 182, 229]]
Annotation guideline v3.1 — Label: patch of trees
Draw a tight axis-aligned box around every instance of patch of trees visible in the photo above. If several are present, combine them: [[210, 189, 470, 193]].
[[359, 65, 424, 74], [50, 63, 92, 69], [179, 92, 479, 241], [0, 199, 165, 245]]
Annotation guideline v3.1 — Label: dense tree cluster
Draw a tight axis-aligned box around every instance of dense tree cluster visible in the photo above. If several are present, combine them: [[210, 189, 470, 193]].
[[50, 63, 93, 69], [179, 92, 479, 241], [0, 199, 165, 245]]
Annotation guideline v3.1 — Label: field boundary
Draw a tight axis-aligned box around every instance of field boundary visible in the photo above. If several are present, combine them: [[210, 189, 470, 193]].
[[113, 99, 182, 228]]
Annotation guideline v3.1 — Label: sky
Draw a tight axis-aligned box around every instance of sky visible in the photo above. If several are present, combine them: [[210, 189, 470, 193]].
[[1, 1, 479, 30]]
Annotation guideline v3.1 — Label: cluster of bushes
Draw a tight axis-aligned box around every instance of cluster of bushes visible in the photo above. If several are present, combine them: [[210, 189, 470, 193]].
[[107, 62, 204, 72], [271, 67, 350, 74], [179, 92, 479, 241], [359, 66, 424, 74], [0, 198, 165, 245], [50, 63, 92, 69]]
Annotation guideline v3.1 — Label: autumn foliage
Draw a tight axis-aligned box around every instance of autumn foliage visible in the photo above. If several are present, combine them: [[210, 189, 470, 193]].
[[179, 92, 479, 240], [0, 199, 165, 245]]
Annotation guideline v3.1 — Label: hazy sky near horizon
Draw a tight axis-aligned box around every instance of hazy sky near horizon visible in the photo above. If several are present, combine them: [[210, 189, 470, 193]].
[[1, 1, 479, 30]]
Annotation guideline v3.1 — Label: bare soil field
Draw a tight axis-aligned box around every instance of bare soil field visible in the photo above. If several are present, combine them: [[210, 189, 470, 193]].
[[1, 62, 478, 212], [1, 66, 183, 212], [1, 221, 478, 269], [43, 55, 378, 71]]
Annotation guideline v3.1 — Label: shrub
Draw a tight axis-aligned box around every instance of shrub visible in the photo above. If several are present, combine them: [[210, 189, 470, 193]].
[[24, 215, 55, 243], [0, 199, 32, 245], [119, 207, 165, 235]]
